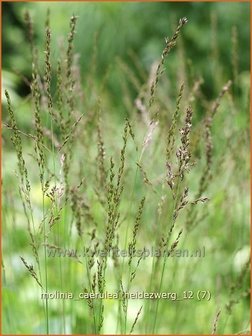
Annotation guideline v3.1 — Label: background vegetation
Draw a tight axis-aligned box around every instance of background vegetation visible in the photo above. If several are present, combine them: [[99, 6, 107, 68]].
[[2, 2, 250, 335]]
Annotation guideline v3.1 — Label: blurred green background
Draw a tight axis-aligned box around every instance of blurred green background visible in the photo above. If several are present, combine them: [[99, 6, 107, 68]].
[[2, 1, 250, 109]]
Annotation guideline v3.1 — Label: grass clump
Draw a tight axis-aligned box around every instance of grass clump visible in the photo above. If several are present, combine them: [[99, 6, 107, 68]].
[[2, 7, 250, 335]]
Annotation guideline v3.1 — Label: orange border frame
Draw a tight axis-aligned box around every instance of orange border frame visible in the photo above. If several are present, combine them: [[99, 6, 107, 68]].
[[0, 0, 251, 335], [0, 0, 250, 2]]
